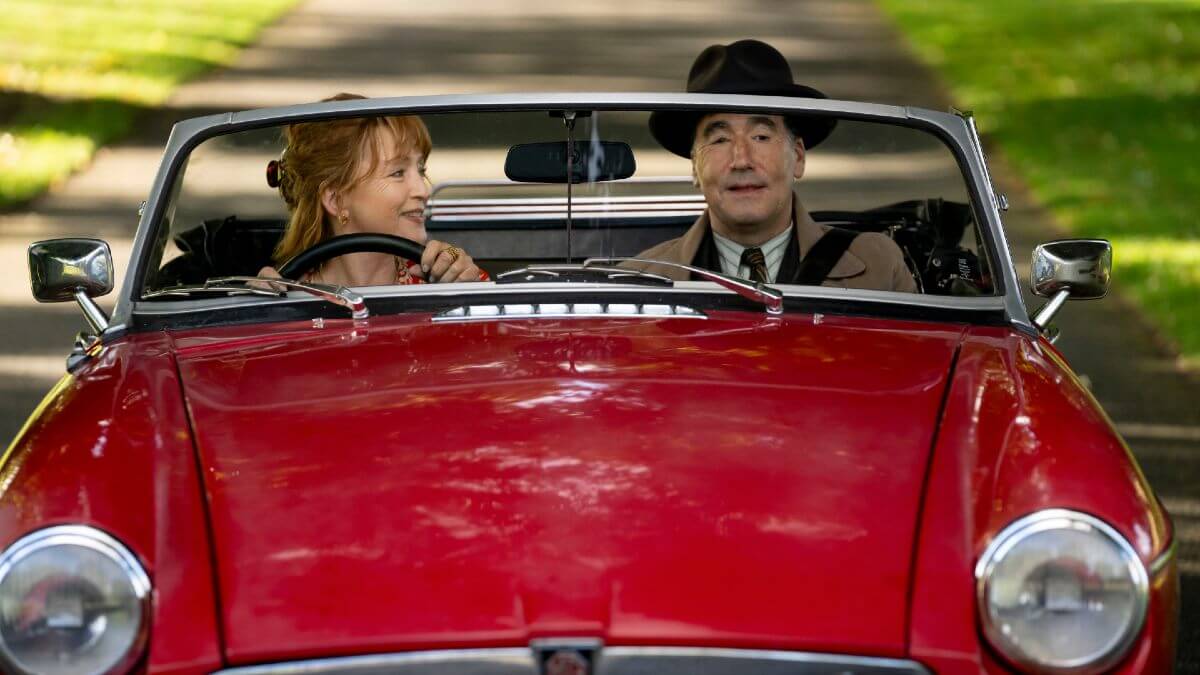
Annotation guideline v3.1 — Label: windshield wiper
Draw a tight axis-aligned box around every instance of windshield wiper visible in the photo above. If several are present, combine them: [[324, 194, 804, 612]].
[[584, 257, 784, 315], [142, 276, 369, 320], [495, 264, 674, 287]]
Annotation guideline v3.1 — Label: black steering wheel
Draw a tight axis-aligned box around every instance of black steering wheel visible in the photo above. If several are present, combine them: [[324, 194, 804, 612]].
[[278, 233, 425, 280]]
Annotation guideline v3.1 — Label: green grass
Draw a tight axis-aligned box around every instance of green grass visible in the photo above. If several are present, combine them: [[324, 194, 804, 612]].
[[1116, 239, 1200, 361], [877, 0, 1200, 364], [0, 0, 299, 208]]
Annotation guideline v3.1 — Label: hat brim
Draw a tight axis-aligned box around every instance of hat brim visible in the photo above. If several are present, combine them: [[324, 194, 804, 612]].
[[648, 86, 837, 158]]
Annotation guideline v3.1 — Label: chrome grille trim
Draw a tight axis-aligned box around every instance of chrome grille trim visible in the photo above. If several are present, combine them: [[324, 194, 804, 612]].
[[432, 303, 706, 321], [212, 646, 930, 674]]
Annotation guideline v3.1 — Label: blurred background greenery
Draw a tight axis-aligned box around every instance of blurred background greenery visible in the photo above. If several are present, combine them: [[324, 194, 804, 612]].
[[0, 0, 297, 208], [879, 0, 1200, 364]]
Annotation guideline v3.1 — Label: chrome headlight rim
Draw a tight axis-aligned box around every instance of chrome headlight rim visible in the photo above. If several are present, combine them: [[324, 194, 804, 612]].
[[975, 508, 1150, 675], [0, 525, 152, 675]]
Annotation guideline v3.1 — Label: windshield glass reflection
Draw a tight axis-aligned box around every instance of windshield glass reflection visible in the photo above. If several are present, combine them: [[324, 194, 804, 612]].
[[145, 108, 992, 299]]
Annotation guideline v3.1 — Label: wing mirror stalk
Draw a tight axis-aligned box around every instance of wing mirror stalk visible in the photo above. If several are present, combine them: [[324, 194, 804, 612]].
[[1032, 288, 1070, 332], [1030, 239, 1112, 335], [28, 238, 115, 333]]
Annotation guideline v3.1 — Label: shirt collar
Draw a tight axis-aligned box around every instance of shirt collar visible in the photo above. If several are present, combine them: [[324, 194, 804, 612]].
[[712, 225, 794, 280]]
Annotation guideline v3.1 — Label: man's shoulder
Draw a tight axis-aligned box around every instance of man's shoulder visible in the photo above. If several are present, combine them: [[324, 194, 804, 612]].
[[638, 235, 685, 260], [624, 232, 693, 280], [807, 223, 905, 268], [838, 228, 916, 292], [845, 229, 904, 261]]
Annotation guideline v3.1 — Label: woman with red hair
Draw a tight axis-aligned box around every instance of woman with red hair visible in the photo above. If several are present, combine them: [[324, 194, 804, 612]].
[[261, 93, 486, 285]]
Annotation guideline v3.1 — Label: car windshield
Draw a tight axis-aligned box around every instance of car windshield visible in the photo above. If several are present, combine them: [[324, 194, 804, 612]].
[[141, 106, 994, 302]]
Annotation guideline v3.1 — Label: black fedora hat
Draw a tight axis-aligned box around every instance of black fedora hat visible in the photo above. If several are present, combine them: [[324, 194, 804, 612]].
[[649, 39, 837, 158]]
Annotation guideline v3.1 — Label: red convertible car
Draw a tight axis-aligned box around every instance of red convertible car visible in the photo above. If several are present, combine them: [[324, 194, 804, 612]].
[[5, 95, 1179, 674]]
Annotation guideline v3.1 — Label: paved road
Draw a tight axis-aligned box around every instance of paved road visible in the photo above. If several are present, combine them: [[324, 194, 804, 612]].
[[2, 0, 1196, 667]]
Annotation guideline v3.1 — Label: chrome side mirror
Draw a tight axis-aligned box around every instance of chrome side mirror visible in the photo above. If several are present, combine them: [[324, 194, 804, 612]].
[[29, 238, 114, 332], [1030, 239, 1112, 330], [1032, 239, 1111, 299]]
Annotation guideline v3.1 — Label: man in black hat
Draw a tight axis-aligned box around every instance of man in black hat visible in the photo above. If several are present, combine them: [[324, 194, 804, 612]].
[[633, 40, 916, 292]]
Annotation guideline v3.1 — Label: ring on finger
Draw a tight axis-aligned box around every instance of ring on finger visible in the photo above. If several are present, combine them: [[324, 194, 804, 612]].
[[443, 245, 462, 264]]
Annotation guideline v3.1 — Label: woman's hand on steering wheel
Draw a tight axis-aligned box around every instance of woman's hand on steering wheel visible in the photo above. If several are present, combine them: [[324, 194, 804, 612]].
[[273, 233, 486, 283], [421, 239, 483, 283]]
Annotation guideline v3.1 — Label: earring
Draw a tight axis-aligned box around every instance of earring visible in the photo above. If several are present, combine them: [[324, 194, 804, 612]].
[[338, 210, 349, 226]]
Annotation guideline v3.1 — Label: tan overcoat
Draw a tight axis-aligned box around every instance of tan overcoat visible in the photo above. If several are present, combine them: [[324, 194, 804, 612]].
[[628, 189, 918, 293]]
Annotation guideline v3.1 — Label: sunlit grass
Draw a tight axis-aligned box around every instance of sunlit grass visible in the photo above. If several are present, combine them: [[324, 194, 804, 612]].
[[878, 0, 1200, 362], [1114, 239, 1200, 367], [0, 0, 299, 208]]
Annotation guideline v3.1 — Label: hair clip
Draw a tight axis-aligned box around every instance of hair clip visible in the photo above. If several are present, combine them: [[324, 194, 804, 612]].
[[266, 159, 282, 188]]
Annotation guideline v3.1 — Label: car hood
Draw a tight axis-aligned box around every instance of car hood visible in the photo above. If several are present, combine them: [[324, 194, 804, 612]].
[[171, 311, 963, 664]]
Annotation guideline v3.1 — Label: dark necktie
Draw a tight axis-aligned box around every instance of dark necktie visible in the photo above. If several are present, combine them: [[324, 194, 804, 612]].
[[740, 246, 769, 283]]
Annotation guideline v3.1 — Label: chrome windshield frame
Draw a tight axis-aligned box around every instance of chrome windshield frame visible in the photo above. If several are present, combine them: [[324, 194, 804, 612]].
[[112, 92, 1030, 332]]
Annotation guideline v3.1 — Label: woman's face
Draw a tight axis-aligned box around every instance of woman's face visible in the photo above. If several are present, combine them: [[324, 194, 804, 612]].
[[332, 132, 430, 242]]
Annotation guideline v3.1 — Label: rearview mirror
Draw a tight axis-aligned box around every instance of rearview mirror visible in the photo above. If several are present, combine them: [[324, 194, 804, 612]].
[[504, 141, 636, 184]]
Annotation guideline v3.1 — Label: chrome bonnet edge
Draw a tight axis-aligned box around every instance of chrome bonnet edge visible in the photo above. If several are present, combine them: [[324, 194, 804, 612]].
[[212, 646, 931, 675], [213, 648, 534, 674], [598, 646, 932, 674]]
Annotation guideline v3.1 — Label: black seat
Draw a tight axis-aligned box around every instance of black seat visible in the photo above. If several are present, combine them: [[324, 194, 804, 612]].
[[153, 212, 695, 287], [155, 216, 286, 287]]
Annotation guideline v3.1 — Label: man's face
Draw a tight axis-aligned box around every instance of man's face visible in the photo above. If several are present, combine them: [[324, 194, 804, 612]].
[[691, 113, 805, 239]]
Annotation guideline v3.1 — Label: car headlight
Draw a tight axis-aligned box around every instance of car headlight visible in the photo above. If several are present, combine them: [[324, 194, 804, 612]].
[[0, 526, 151, 675], [976, 509, 1149, 674]]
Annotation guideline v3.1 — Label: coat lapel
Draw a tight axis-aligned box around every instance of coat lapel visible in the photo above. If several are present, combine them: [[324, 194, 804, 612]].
[[689, 222, 720, 280], [776, 226, 803, 284], [677, 210, 715, 268]]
